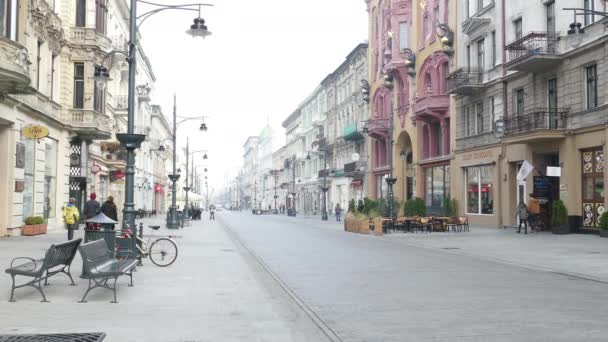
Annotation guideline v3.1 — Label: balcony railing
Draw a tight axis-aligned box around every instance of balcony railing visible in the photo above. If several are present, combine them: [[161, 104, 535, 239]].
[[505, 32, 560, 70], [366, 117, 389, 139], [113, 95, 128, 110], [504, 108, 568, 135], [446, 68, 484, 95], [343, 122, 364, 141], [69, 27, 112, 50], [64, 109, 113, 140]]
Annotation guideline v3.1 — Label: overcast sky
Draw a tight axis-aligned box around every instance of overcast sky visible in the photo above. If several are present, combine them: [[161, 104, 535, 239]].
[[139, 0, 368, 193]]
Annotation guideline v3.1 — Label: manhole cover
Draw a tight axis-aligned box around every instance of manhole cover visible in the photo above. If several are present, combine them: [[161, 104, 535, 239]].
[[221, 249, 235, 252], [588, 251, 601, 254], [0, 333, 106, 342], [441, 247, 461, 250]]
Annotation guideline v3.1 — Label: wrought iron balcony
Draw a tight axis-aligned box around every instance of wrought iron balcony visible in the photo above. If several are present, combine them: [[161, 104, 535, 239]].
[[503, 108, 568, 137], [343, 122, 364, 141], [505, 32, 561, 72], [0, 36, 31, 94], [446, 68, 484, 95]]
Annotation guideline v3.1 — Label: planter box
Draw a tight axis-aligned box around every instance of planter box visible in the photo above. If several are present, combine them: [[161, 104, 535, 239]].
[[373, 218, 383, 236], [22, 224, 47, 236], [345, 216, 371, 234], [552, 224, 570, 235], [599, 230, 608, 238]]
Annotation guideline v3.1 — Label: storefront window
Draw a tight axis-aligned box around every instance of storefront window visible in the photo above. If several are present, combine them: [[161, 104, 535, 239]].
[[22, 138, 35, 219], [43, 138, 57, 219], [99, 175, 108, 202], [466, 165, 494, 215], [424, 165, 450, 212], [582, 148, 605, 227]]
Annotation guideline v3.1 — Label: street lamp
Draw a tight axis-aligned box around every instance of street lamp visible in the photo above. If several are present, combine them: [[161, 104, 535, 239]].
[[564, 8, 608, 48], [307, 150, 328, 221], [183, 144, 208, 220], [270, 169, 280, 214], [287, 156, 297, 217], [91, 0, 214, 238]]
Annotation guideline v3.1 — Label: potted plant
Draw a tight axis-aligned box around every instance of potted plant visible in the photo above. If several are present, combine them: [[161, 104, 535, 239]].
[[404, 197, 426, 217], [551, 200, 569, 234], [22, 216, 46, 236], [599, 212, 608, 238], [443, 198, 457, 217]]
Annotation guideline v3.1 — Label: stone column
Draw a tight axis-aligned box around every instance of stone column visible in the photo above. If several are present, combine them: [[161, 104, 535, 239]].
[[441, 118, 450, 156]]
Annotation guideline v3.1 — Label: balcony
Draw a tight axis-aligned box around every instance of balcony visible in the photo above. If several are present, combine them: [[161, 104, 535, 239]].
[[413, 94, 450, 123], [343, 122, 364, 141], [69, 27, 111, 50], [505, 32, 561, 72], [0, 36, 31, 94], [344, 161, 365, 176], [446, 68, 484, 95], [64, 109, 113, 140], [502, 108, 569, 143], [366, 117, 389, 140], [10, 92, 61, 121], [111, 95, 128, 111]]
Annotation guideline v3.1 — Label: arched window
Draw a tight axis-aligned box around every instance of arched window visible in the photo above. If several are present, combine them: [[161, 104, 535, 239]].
[[424, 73, 432, 94]]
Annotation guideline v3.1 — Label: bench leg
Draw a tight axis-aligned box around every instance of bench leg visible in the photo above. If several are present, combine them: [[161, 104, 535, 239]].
[[79, 279, 93, 303], [110, 276, 119, 304], [128, 269, 134, 287], [64, 266, 76, 286], [34, 279, 49, 303], [8, 274, 16, 302]]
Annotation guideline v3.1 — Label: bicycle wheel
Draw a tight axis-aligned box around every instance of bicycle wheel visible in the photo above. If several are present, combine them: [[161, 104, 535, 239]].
[[148, 237, 178, 267]]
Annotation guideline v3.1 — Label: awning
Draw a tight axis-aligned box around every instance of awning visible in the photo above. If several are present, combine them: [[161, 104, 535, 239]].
[[351, 180, 363, 187]]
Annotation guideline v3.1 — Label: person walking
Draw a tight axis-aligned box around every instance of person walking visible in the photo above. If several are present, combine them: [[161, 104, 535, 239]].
[[83, 192, 100, 229], [516, 200, 529, 234], [209, 204, 215, 220], [100, 196, 118, 229], [335, 203, 342, 222], [62, 198, 80, 240]]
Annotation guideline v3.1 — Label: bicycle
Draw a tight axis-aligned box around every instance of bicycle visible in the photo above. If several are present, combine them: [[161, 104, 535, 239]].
[[117, 224, 179, 267]]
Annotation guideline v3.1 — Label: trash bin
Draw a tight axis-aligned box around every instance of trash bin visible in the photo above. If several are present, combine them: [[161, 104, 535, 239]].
[[84, 213, 119, 252]]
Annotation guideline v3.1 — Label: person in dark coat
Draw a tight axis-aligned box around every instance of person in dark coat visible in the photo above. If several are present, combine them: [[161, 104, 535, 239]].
[[83, 192, 100, 229], [100, 196, 118, 229]]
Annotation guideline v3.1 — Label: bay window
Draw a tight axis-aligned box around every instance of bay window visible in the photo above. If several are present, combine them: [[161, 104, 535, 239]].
[[0, 0, 18, 40]]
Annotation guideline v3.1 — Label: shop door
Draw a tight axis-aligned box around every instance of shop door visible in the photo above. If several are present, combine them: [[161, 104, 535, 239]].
[[516, 162, 527, 221], [582, 148, 605, 228]]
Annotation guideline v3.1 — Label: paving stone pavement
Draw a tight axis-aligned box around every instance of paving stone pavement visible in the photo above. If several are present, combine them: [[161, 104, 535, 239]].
[[381, 227, 608, 282], [0, 216, 330, 342]]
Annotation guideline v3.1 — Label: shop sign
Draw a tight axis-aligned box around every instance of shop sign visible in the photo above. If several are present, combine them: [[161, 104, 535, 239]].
[[21, 125, 49, 139], [516, 160, 534, 181], [461, 150, 493, 162], [546, 166, 561, 177], [91, 163, 101, 174], [110, 170, 126, 184]]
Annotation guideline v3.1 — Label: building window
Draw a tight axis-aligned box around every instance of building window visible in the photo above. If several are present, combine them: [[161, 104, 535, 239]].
[[465, 106, 472, 136], [36, 40, 42, 90], [466, 45, 471, 70], [433, 6, 440, 25], [22, 137, 35, 219], [586, 64, 597, 109], [546, 1, 555, 33], [73, 63, 85, 109], [434, 123, 443, 156], [465, 0, 470, 18], [95, 0, 108, 35], [43, 138, 57, 219], [476, 102, 484, 133], [50, 54, 57, 100], [490, 97, 495, 130], [491, 31, 496, 66], [94, 75, 106, 114], [476, 38, 485, 71], [584, 0, 594, 26], [476, 0, 483, 12], [514, 18, 523, 40], [76, 0, 86, 27], [424, 165, 450, 212], [466, 166, 494, 215], [515, 88, 524, 115], [0, 0, 18, 40], [422, 14, 428, 41], [399, 21, 408, 51]]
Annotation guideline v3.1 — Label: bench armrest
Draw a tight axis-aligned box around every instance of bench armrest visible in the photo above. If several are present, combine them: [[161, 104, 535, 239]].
[[10, 257, 37, 269]]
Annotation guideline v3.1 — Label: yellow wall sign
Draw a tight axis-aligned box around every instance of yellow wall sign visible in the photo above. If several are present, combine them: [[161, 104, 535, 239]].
[[22, 125, 49, 139]]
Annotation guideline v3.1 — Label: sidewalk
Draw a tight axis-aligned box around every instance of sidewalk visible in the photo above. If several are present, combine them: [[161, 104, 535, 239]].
[[0, 217, 328, 341], [381, 227, 608, 282]]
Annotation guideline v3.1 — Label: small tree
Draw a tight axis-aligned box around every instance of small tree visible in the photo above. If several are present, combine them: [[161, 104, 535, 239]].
[[348, 199, 356, 213], [404, 197, 426, 216], [599, 212, 608, 230], [550, 200, 568, 227], [443, 198, 458, 217]]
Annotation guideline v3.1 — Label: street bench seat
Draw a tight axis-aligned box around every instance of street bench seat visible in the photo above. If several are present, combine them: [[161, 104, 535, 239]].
[[5, 238, 82, 302], [78, 239, 137, 303]]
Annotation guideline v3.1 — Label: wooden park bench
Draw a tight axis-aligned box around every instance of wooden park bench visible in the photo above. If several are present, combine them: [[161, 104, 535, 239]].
[[5, 238, 82, 302], [78, 239, 137, 303]]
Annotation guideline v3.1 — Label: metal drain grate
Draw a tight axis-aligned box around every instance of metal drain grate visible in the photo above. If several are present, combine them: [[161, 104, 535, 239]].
[[441, 247, 461, 250], [0, 333, 106, 342]]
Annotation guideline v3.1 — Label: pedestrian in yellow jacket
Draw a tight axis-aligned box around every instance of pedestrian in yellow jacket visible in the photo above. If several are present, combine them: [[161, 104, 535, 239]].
[[62, 197, 80, 240]]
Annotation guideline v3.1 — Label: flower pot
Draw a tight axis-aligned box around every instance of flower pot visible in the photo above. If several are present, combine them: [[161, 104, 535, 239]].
[[38, 224, 47, 234], [552, 224, 570, 235], [599, 230, 608, 238], [22, 224, 40, 236]]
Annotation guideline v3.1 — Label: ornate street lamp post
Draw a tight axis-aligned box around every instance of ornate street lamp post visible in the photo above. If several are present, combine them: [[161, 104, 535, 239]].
[[93, 1, 213, 235]]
